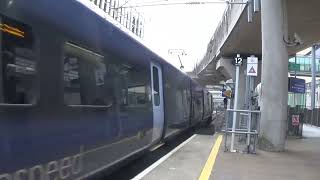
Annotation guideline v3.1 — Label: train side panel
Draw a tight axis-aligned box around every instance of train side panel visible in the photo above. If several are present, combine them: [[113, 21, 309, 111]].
[[203, 90, 212, 121], [162, 64, 191, 139], [0, 0, 212, 178], [191, 81, 204, 125], [0, 1, 155, 178]]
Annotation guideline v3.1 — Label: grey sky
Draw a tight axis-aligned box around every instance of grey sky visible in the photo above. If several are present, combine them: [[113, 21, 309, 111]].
[[130, 0, 227, 72]]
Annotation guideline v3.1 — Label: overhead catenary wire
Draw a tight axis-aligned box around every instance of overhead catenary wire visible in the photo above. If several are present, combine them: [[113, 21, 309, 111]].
[[114, 0, 238, 9], [114, 0, 169, 9], [118, 0, 132, 9]]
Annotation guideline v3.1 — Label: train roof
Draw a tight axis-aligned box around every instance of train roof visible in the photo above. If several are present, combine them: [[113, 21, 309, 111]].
[[74, 0, 194, 80], [7, 0, 206, 90]]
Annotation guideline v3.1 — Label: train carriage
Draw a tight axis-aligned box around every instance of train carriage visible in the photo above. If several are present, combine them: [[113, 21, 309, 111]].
[[0, 0, 213, 179]]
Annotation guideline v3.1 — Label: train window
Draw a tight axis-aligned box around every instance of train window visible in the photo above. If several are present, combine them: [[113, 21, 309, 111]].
[[127, 86, 147, 105], [63, 42, 108, 106], [152, 66, 160, 106], [0, 15, 37, 104], [113, 62, 150, 108]]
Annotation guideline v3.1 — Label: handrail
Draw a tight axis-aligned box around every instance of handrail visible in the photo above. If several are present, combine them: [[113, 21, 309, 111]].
[[224, 107, 260, 154], [0, 103, 35, 107], [67, 104, 113, 109], [223, 130, 258, 135], [227, 109, 260, 113]]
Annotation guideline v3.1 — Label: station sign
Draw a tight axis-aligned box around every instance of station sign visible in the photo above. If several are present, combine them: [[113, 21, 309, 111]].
[[288, 77, 305, 93], [234, 54, 243, 66], [247, 56, 258, 76]]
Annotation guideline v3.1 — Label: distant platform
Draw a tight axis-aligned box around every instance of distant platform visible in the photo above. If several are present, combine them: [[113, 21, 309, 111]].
[[303, 124, 320, 138]]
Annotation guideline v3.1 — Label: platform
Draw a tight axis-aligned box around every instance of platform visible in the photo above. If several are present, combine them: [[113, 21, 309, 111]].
[[213, 136, 320, 180], [132, 124, 320, 180]]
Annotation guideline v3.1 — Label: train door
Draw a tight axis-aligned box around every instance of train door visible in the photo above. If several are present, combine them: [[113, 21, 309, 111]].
[[150, 62, 164, 142]]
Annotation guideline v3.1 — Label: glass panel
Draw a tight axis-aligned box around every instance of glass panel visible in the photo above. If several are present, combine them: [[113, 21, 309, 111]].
[[64, 42, 107, 106], [124, 69, 150, 108], [0, 15, 36, 104], [297, 57, 301, 64], [289, 57, 295, 63], [300, 64, 304, 71], [305, 58, 311, 65], [63, 42, 151, 110], [153, 66, 160, 106]]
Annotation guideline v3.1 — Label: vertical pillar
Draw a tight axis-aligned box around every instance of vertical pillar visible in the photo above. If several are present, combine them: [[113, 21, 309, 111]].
[[237, 65, 247, 110], [260, 0, 288, 151], [230, 65, 240, 152], [311, 45, 316, 123]]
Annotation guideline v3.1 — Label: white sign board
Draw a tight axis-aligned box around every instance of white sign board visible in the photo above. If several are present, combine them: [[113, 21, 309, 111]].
[[247, 56, 258, 76]]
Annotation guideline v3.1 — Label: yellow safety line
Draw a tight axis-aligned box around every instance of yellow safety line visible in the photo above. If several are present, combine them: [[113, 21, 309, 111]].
[[198, 135, 223, 180]]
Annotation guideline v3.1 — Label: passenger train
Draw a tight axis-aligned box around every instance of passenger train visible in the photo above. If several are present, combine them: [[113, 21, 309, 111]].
[[0, 0, 213, 179]]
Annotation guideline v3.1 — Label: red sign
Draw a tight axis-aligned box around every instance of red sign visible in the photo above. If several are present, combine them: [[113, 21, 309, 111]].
[[292, 115, 300, 126]]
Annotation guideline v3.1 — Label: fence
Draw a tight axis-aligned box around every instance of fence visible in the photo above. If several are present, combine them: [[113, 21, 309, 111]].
[[223, 109, 260, 154], [289, 106, 320, 127], [88, 0, 145, 38]]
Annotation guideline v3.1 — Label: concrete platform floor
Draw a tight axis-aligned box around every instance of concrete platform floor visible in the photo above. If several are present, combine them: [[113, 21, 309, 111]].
[[139, 125, 217, 180], [135, 124, 320, 180], [213, 137, 320, 180]]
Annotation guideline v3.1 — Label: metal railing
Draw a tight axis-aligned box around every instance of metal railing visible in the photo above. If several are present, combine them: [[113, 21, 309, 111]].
[[88, 0, 145, 38], [223, 109, 260, 154]]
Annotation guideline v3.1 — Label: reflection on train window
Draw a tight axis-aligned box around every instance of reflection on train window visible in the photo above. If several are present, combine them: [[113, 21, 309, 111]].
[[181, 88, 190, 118], [127, 86, 147, 105], [63, 42, 108, 106], [0, 15, 37, 104], [152, 66, 160, 106], [118, 64, 150, 108]]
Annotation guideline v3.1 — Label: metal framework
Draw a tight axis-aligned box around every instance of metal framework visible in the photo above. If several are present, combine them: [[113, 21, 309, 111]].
[[223, 109, 260, 154], [89, 0, 145, 38]]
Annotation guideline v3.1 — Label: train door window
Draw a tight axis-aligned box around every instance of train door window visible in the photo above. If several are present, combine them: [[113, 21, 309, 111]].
[[63, 42, 109, 106], [120, 64, 150, 108], [127, 86, 147, 106], [0, 15, 37, 104], [152, 66, 160, 106]]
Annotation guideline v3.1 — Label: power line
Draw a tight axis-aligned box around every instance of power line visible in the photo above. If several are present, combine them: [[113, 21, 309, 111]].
[[114, 0, 169, 9], [118, 0, 133, 9], [139, 0, 169, 4], [120, 0, 233, 8], [168, 49, 187, 70]]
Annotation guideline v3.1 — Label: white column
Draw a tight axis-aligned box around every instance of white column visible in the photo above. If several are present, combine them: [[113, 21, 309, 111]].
[[311, 45, 317, 125], [260, 0, 288, 151], [230, 65, 240, 152]]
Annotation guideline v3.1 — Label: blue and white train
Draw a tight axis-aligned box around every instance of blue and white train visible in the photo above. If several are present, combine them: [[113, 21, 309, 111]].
[[0, 0, 213, 179]]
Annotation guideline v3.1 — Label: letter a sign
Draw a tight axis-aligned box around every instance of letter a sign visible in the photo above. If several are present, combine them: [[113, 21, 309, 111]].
[[247, 56, 258, 76]]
